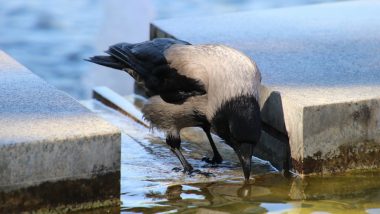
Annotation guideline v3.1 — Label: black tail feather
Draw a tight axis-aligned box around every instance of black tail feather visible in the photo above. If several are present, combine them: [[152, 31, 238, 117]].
[[87, 38, 191, 87], [107, 44, 149, 78]]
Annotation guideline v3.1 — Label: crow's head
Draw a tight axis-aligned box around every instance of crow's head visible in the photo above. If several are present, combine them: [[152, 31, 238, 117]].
[[211, 95, 261, 180]]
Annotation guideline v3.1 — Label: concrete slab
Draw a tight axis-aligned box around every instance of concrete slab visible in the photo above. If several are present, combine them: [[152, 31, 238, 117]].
[[0, 50, 120, 206], [151, 0, 380, 174]]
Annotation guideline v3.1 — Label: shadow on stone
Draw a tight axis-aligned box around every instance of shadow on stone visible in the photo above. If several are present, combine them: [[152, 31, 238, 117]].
[[255, 91, 292, 174]]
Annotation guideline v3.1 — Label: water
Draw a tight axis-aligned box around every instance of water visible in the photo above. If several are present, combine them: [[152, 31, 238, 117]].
[[0, 0, 103, 98], [4, 1, 376, 213], [0, 0, 339, 99], [123, 172, 380, 213], [82, 98, 380, 214]]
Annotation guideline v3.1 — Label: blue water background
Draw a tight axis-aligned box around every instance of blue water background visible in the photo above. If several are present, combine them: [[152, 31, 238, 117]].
[[0, 0, 337, 98]]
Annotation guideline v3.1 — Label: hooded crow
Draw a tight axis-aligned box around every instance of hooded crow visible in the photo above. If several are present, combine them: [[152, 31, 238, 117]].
[[87, 38, 261, 180]]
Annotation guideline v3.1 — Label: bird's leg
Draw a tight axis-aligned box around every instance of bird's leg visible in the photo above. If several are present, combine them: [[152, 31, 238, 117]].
[[166, 134, 193, 173], [201, 126, 223, 164]]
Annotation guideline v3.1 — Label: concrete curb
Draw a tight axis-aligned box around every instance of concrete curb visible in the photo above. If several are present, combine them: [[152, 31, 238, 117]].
[[0, 50, 121, 210]]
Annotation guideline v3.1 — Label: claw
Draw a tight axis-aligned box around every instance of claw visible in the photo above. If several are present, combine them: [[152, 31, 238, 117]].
[[172, 167, 182, 172], [172, 167, 214, 177], [188, 169, 214, 177], [201, 156, 223, 165]]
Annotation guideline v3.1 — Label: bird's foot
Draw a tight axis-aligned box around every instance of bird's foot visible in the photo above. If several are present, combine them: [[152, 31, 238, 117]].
[[172, 164, 193, 173], [202, 156, 223, 165], [188, 169, 215, 177], [172, 167, 214, 177], [172, 167, 182, 172]]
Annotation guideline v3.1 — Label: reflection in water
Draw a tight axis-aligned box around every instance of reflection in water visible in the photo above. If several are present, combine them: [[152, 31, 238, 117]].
[[124, 172, 380, 213]]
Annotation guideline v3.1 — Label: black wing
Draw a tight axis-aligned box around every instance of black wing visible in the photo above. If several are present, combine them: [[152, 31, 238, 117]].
[[87, 38, 206, 103]]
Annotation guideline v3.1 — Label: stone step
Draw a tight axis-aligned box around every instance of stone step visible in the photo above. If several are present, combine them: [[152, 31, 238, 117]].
[[0, 50, 121, 211], [92, 86, 149, 127], [150, 0, 380, 175]]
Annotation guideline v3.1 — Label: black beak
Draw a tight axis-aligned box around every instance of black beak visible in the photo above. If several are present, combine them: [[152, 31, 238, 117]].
[[234, 143, 254, 181]]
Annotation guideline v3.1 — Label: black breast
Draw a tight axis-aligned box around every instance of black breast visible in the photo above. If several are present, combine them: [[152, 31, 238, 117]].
[[211, 95, 261, 145]]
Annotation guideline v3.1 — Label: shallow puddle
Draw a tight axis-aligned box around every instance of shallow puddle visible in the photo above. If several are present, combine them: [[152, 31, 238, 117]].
[[123, 171, 380, 213], [82, 100, 380, 214]]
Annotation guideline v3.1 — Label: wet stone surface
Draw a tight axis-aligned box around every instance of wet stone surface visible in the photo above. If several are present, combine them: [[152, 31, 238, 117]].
[[82, 99, 278, 182]]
